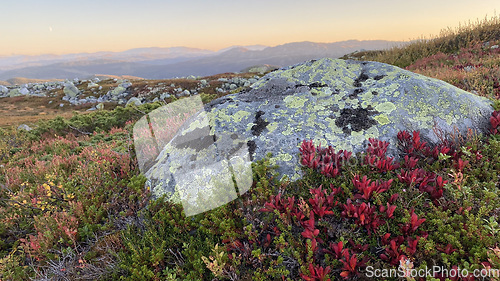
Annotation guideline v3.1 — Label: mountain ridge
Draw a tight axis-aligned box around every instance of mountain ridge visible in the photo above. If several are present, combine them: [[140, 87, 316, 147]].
[[0, 40, 406, 81]]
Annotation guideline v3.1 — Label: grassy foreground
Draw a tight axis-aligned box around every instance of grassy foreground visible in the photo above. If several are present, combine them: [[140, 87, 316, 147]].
[[1, 16, 500, 281]]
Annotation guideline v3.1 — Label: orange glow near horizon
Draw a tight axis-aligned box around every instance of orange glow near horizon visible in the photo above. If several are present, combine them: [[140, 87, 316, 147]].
[[0, 1, 499, 56]]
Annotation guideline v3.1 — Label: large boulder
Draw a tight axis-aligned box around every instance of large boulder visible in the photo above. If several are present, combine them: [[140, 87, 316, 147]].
[[138, 58, 493, 215]]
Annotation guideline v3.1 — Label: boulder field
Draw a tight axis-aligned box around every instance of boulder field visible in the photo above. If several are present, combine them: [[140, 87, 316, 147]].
[[140, 58, 493, 215]]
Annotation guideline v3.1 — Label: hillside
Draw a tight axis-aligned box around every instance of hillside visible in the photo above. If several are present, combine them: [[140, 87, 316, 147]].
[[1, 16, 500, 281], [0, 40, 404, 81]]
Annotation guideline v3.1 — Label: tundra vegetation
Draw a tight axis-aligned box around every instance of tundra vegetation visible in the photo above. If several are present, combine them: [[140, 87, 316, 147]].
[[1, 15, 500, 280]]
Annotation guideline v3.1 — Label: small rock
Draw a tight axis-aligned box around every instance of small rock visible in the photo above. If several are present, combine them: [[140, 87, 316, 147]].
[[187, 75, 196, 80], [110, 86, 127, 96], [63, 82, 80, 98], [17, 124, 32, 131], [120, 82, 132, 88], [8, 89, 22, 97], [127, 97, 142, 106], [96, 103, 104, 110], [491, 45, 499, 49], [229, 84, 237, 90], [160, 93, 171, 99], [59, 103, 64, 107], [20, 88, 30, 95], [0, 85, 8, 95], [182, 89, 190, 96]]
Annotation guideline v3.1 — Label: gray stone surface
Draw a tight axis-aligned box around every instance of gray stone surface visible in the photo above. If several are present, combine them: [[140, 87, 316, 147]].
[[143, 58, 494, 207], [0, 85, 8, 95], [126, 97, 142, 106], [17, 124, 32, 131], [8, 89, 23, 97], [63, 82, 79, 98]]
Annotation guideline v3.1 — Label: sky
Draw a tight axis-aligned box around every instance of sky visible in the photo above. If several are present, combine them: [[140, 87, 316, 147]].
[[0, 0, 499, 56]]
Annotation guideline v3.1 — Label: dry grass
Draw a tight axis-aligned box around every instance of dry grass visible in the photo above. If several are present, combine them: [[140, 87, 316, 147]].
[[354, 14, 500, 68]]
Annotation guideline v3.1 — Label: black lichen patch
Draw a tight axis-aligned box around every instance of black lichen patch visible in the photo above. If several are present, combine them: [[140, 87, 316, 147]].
[[174, 133, 216, 152], [295, 82, 329, 95], [247, 140, 256, 161], [350, 88, 364, 98], [295, 82, 328, 89], [374, 75, 386, 80], [335, 107, 377, 135], [353, 73, 370, 87], [251, 111, 270, 136]]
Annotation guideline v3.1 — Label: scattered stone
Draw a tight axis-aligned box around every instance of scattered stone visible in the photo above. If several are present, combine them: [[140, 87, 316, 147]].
[[17, 124, 32, 131], [110, 85, 127, 96], [8, 89, 22, 97], [96, 103, 104, 110], [0, 85, 8, 95], [59, 103, 64, 107], [127, 97, 142, 106], [63, 82, 79, 98], [19, 88, 30, 95]]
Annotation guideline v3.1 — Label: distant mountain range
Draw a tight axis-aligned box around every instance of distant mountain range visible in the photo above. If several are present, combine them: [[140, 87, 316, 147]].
[[0, 40, 406, 82]]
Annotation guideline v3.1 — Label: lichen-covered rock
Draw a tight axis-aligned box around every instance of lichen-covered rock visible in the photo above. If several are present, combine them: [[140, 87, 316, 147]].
[[109, 82, 131, 96], [141, 58, 493, 214], [0, 85, 8, 95], [8, 89, 22, 97], [126, 97, 142, 106], [63, 82, 79, 98]]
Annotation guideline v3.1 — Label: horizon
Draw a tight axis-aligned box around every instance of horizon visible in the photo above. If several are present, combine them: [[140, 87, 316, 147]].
[[1, 0, 499, 56], [0, 39, 404, 58]]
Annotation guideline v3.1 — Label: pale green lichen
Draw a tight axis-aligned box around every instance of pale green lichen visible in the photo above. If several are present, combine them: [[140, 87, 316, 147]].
[[284, 95, 308, 109], [186, 112, 209, 132], [269, 152, 293, 166], [282, 126, 297, 136], [375, 102, 396, 113], [232, 110, 251, 123], [267, 122, 278, 133], [374, 114, 391, 125]]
